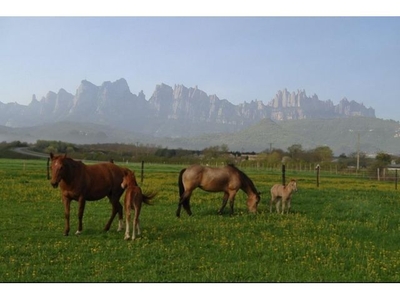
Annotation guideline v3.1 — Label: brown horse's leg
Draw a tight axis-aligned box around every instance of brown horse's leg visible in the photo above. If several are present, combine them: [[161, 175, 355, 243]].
[[218, 192, 229, 215], [116, 200, 123, 231], [124, 207, 131, 240], [133, 199, 142, 240], [104, 198, 121, 232], [63, 197, 71, 236], [105, 203, 117, 231], [76, 197, 86, 235]]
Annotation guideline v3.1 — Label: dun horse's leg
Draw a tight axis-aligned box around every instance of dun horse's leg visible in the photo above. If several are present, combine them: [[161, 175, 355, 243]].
[[176, 203, 182, 217], [63, 197, 71, 236], [177, 191, 192, 217], [281, 199, 286, 215], [276, 199, 281, 214], [218, 192, 229, 215], [287, 198, 291, 214], [182, 198, 192, 216], [176, 196, 184, 217], [76, 197, 86, 235], [229, 197, 235, 216], [176, 194, 185, 217]]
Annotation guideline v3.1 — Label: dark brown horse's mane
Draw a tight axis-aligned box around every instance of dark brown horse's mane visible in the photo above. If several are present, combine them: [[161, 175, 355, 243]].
[[227, 164, 258, 193], [61, 155, 83, 165], [54, 155, 85, 176]]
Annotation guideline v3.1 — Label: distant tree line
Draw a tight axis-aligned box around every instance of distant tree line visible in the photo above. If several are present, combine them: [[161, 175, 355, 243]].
[[0, 141, 31, 159], [1, 140, 399, 178]]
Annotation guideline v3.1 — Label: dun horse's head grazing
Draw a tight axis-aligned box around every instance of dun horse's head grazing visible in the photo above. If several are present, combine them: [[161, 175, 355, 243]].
[[49, 152, 67, 188], [233, 165, 261, 213], [247, 191, 261, 213]]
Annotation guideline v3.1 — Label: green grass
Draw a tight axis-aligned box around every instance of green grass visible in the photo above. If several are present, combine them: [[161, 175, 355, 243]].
[[0, 159, 399, 282]]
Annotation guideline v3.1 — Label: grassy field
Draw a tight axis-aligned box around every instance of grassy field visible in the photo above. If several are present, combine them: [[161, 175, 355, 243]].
[[0, 158, 399, 282]]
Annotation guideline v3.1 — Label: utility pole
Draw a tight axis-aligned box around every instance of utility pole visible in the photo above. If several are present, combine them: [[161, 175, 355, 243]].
[[357, 132, 360, 172]]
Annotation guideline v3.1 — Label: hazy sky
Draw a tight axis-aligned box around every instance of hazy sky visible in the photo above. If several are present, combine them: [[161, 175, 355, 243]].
[[1, 3, 400, 121]]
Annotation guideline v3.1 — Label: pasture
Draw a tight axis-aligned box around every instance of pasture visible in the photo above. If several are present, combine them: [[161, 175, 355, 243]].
[[0, 158, 399, 282]]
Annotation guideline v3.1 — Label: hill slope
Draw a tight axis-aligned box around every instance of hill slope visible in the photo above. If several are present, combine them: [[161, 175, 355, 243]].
[[166, 117, 400, 155], [2, 117, 399, 155]]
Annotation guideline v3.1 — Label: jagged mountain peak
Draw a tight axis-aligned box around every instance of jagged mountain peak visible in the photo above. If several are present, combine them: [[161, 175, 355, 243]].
[[100, 78, 130, 92], [0, 79, 377, 139]]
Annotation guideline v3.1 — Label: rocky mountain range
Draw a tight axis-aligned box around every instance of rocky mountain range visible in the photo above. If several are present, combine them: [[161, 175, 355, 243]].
[[0, 78, 375, 138]]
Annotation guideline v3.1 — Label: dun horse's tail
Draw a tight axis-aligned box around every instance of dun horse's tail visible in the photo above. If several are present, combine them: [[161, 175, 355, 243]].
[[178, 168, 186, 197]]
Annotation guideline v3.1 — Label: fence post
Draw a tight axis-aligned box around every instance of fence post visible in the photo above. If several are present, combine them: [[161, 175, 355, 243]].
[[282, 164, 286, 186], [396, 169, 398, 190], [315, 164, 320, 187]]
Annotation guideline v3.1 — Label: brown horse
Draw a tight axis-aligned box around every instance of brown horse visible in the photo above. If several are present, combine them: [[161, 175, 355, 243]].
[[176, 164, 261, 217], [121, 168, 156, 240], [270, 179, 298, 214], [49, 153, 126, 236]]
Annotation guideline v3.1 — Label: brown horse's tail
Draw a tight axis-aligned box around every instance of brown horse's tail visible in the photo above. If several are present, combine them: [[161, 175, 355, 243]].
[[142, 191, 157, 205], [178, 168, 186, 198]]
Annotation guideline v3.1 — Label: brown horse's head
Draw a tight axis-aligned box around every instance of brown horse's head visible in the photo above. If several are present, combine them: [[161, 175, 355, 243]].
[[121, 168, 138, 189], [247, 191, 261, 213], [49, 152, 67, 188]]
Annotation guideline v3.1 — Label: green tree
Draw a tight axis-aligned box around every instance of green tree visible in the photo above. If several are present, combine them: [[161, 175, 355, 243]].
[[376, 151, 391, 165], [287, 144, 303, 161], [313, 146, 334, 162]]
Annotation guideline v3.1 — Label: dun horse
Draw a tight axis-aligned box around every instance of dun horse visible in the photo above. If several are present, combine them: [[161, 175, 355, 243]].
[[177, 164, 261, 217], [121, 168, 156, 240], [270, 179, 298, 214], [49, 153, 126, 236]]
